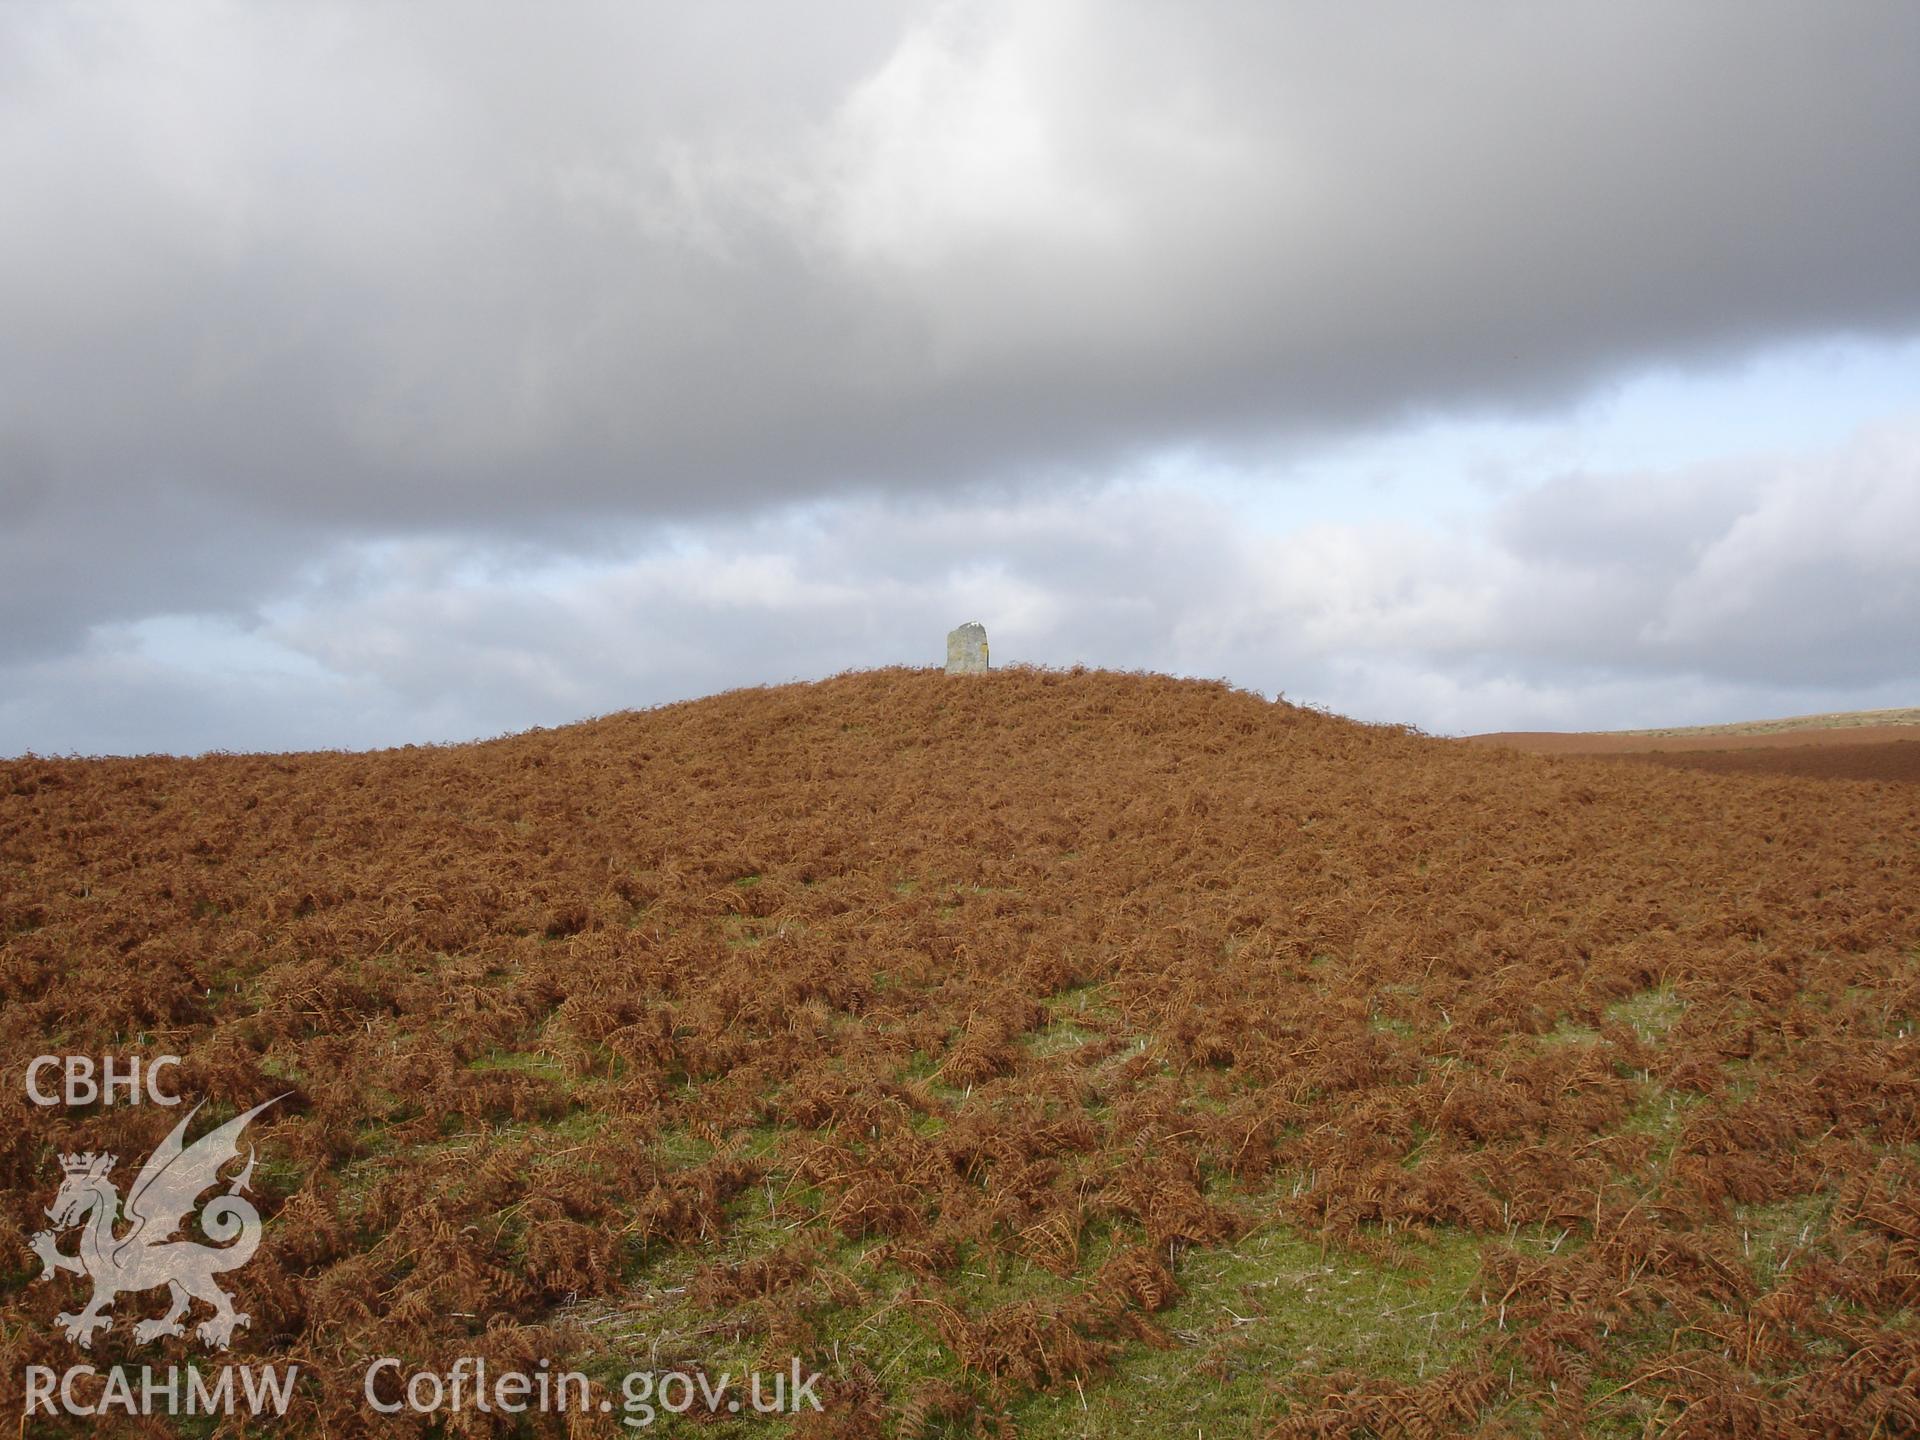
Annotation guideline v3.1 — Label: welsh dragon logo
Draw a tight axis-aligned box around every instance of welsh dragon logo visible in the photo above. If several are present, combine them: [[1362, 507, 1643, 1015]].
[[30, 1097, 282, 1350]]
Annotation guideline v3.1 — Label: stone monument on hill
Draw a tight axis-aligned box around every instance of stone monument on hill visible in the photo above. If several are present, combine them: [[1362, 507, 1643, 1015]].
[[945, 622, 988, 674]]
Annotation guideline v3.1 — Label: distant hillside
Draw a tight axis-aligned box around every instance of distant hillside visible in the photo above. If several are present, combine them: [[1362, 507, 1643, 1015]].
[[4, 668, 1920, 1436], [1617, 706, 1920, 738], [1474, 704, 1920, 745], [1470, 705, 1920, 784]]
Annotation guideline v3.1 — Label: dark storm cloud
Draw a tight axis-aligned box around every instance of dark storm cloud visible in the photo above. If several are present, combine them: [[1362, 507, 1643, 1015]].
[[7, 10, 1920, 502]]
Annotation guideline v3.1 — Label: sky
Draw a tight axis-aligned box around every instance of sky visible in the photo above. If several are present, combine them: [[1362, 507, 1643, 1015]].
[[3, 0, 1918, 756]]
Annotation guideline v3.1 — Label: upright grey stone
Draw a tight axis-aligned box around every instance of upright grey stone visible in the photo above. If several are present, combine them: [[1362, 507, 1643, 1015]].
[[945, 621, 989, 674]]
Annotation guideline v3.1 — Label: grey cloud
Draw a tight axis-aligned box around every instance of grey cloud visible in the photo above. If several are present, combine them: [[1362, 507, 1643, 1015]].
[[0, 482, 329, 664], [1485, 428, 1920, 685], [6, 417, 1914, 755], [4, 0, 1920, 658]]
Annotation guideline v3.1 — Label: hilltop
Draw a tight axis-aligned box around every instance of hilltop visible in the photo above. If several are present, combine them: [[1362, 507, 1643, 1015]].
[[4, 667, 1919, 1436]]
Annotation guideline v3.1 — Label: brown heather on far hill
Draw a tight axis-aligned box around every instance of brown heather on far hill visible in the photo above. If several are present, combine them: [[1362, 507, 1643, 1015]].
[[1470, 709, 1920, 785], [1610, 706, 1920, 739], [1477, 705, 1920, 743], [4, 668, 1920, 1437]]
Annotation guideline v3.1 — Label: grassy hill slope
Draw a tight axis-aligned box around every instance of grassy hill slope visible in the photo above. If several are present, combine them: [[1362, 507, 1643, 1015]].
[[4, 667, 1919, 1436]]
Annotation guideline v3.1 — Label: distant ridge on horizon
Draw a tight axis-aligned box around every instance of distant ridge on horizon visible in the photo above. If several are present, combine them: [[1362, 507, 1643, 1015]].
[[1475, 705, 1920, 742], [1468, 705, 1920, 783]]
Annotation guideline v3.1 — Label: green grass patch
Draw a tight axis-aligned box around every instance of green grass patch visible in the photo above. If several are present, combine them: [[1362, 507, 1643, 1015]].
[[1607, 987, 1684, 1042], [1010, 1223, 1486, 1439], [467, 1046, 570, 1082]]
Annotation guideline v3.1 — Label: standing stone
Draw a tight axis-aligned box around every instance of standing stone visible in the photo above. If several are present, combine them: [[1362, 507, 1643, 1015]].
[[945, 621, 989, 674]]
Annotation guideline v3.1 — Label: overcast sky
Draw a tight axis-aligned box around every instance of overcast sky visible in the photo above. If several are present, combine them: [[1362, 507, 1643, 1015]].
[[3, 1, 1918, 755]]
